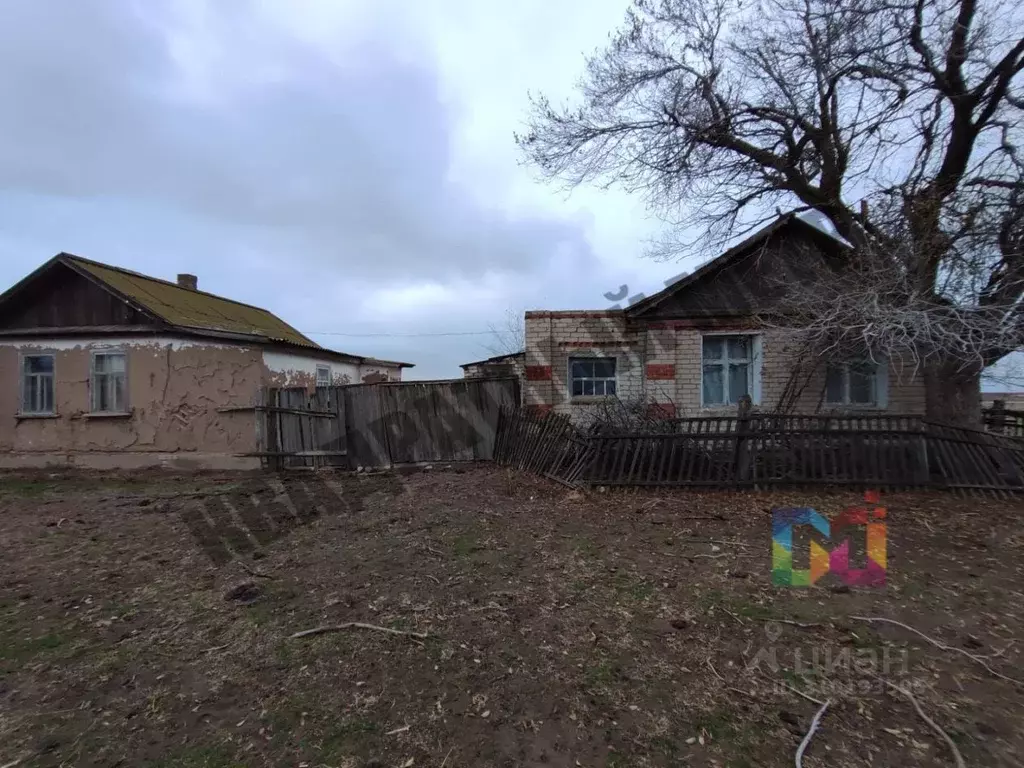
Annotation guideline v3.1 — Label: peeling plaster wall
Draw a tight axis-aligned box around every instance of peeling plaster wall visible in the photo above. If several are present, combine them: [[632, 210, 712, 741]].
[[0, 336, 263, 469], [263, 350, 402, 388]]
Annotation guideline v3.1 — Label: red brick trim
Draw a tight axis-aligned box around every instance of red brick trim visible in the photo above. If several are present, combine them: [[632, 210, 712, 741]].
[[525, 310, 625, 319], [560, 341, 627, 348], [646, 403, 677, 419], [527, 404, 553, 416], [646, 363, 676, 380], [525, 365, 552, 381]]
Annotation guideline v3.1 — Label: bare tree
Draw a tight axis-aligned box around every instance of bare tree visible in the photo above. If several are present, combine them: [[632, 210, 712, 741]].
[[518, 0, 1024, 426], [484, 308, 526, 357]]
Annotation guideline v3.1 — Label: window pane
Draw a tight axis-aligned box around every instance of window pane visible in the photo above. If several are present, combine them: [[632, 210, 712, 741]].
[[42, 377, 53, 413], [728, 337, 750, 360], [606, 379, 616, 396], [593, 358, 616, 378], [25, 355, 53, 374], [113, 374, 126, 411], [582, 379, 595, 396], [849, 364, 875, 404], [728, 363, 749, 403], [570, 360, 587, 379], [572, 379, 583, 396], [825, 366, 845, 403], [109, 354, 126, 373], [94, 374, 107, 411], [703, 365, 724, 405], [703, 337, 723, 360], [24, 376, 38, 411]]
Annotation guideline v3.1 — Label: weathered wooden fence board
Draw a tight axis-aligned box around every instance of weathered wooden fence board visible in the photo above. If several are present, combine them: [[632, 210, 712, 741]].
[[495, 407, 1024, 493], [344, 383, 393, 469], [256, 377, 519, 469]]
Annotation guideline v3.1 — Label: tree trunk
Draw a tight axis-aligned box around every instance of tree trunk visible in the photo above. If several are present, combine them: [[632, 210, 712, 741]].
[[923, 361, 983, 427]]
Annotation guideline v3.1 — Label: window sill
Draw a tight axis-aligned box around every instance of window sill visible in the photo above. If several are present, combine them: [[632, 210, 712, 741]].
[[822, 404, 883, 411], [571, 396, 617, 404], [83, 411, 133, 419], [16, 413, 59, 420]]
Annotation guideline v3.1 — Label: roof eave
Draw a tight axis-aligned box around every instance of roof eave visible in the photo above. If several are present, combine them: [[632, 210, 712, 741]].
[[626, 214, 845, 319]]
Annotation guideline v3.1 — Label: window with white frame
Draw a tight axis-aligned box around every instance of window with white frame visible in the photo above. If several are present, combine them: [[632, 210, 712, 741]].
[[21, 354, 55, 414], [91, 352, 127, 412], [570, 357, 616, 397], [826, 361, 881, 406], [702, 335, 754, 406], [315, 365, 331, 387]]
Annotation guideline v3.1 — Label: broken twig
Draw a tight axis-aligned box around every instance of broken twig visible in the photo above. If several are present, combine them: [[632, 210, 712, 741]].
[[794, 699, 831, 768], [290, 622, 428, 641], [775, 679, 825, 706], [883, 681, 965, 768], [851, 615, 1022, 686], [238, 561, 273, 579]]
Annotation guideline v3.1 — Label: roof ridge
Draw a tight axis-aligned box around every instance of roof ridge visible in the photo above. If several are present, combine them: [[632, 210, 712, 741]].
[[59, 253, 286, 317]]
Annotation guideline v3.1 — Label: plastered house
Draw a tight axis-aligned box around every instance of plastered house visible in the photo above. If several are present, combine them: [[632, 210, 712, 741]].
[[0, 253, 410, 469]]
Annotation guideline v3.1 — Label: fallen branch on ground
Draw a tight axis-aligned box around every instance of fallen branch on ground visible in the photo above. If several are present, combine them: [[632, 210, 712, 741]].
[[290, 622, 429, 640], [794, 699, 831, 768], [883, 680, 966, 768], [238, 561, 273, 579], [756, 617, 825, 629], [851, 615, 1022, 686], [773, 679, 825, 706]]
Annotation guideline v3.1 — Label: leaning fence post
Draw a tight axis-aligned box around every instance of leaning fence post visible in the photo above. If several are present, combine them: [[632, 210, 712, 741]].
[[990, 398, 1006, 434], [733, 395, 753, 484]]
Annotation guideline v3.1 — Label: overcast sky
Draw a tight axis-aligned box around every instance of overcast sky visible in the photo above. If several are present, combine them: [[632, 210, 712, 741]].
[[0, 0, 1018, 388], [0, 0, 689, 377]]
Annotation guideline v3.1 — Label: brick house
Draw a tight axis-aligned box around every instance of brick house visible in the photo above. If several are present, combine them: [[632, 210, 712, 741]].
[[0, 253, 411, 469], [460, 351, 525, 380], [523, 214, 926, 420]]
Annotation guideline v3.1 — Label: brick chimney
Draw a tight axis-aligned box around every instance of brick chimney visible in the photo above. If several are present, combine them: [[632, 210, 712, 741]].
[[177, 273, 198, 290]]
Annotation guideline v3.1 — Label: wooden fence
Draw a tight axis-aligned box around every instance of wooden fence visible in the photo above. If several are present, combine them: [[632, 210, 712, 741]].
[[983, 404, 1024, 438], [492, 407, 595, 487], [252, 377, 520, 470], [494, 408, 1024, 493]]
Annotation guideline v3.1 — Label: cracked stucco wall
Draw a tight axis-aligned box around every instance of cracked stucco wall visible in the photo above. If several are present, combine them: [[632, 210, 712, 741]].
[[0, 336, 263, 469], [262, 350, 403, 387]]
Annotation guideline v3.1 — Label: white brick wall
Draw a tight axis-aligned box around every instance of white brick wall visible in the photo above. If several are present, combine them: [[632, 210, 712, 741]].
[[524, 312, 926, 419]]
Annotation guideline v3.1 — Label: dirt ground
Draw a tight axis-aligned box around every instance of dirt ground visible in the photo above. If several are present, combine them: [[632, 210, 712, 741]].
[[1, 466, 1022, 768]]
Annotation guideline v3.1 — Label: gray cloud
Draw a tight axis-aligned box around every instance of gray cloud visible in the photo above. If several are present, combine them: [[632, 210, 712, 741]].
[[0, 0, 593, 284]]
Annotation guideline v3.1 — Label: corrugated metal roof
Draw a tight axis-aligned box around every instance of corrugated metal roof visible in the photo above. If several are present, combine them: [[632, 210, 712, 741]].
[[65, 256, 321, 348]]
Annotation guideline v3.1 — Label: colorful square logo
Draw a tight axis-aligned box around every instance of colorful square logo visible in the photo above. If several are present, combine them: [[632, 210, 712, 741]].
[[771, 491, 887, 587]]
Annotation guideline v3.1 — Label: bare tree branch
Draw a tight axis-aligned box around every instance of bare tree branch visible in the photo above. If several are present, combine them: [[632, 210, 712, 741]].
[[519, 0, 1024, 425]]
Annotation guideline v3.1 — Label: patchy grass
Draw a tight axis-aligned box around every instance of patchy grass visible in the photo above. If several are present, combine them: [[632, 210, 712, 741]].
[[0, 467, 1022, 767]]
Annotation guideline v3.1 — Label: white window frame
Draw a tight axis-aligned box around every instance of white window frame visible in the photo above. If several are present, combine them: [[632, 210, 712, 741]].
[[315, 365, 332, 387], [20, 352, 56, 415], [90, 350, 128, 413], [700, 332, 762, 407], [568, 355, 618, 399], [825, 359, 888, 408]]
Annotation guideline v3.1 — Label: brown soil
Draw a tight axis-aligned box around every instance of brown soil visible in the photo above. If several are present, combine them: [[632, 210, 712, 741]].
[[1, 466, 1022, 767]]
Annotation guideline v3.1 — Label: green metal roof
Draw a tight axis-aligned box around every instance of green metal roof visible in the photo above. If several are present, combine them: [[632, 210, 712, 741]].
[[65, 255, 321, 348]]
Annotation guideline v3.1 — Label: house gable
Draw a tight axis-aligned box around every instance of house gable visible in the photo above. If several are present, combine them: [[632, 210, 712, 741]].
[[628, 216, 845, 320], [0, 259, 161, 331]]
